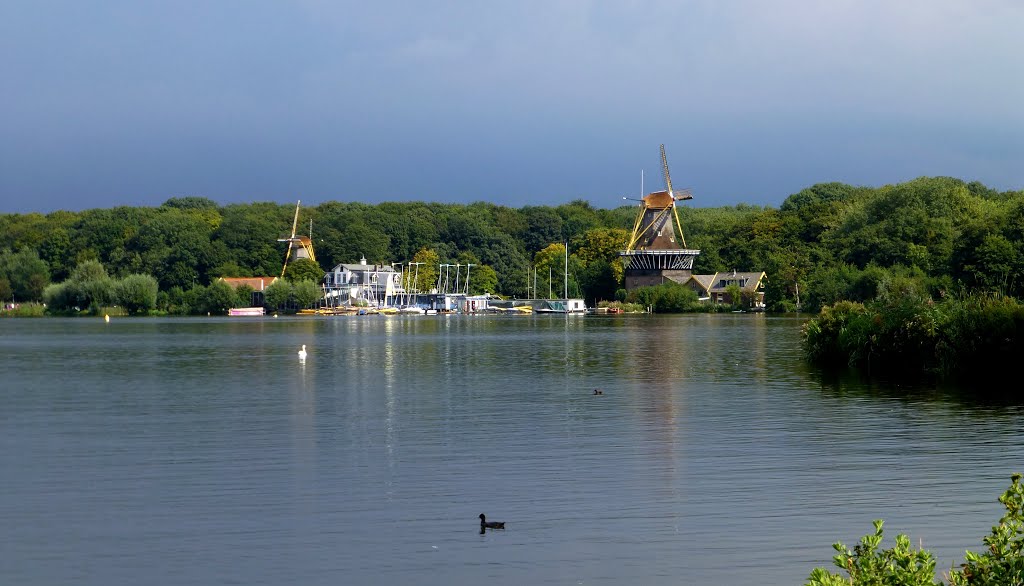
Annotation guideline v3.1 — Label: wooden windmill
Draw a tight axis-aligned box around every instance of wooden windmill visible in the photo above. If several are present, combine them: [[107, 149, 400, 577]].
[[278, 200, 317, 277], [619, 145, 700, 290]]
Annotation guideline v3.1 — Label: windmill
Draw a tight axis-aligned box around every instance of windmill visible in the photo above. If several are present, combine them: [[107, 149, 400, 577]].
[[278, 200, 317, 277], [619, 145, 700, 290], [625, 144, 692, 250]]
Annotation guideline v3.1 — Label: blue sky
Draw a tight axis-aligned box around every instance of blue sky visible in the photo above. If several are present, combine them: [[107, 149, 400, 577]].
[[1, 0, 1022, 213]]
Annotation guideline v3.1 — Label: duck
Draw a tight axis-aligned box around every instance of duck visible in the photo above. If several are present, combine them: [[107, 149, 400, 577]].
[[593, 389, 603, 395], [298, 345, 307, 360], [479, 513, 505, 530]]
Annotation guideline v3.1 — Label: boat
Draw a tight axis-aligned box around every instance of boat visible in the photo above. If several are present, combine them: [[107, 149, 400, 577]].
[[228, 307, 265, 316]]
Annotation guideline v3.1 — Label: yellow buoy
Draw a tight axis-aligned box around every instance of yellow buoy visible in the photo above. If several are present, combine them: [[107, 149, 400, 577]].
[[104, 314, 110, 323]]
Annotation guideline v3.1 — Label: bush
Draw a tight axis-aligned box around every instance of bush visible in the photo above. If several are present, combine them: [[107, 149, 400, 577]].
[[949, 473, 1024, 585], [806, 520, 940, 586], [264, 279, 294, 311], [292, 280, 323, 309], [198, 280, 236, 315], [808, 474, 1024, 586], [233, 284, 255, 308], [626, 282, 702, 313], [115, 274, 159, 314], [803, 293, 1024, 379]]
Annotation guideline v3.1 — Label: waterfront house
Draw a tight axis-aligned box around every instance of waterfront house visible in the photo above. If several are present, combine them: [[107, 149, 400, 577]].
[[323, 257, 405, 307], [219, 276, 279, 307], [684, 271, 767, 309]]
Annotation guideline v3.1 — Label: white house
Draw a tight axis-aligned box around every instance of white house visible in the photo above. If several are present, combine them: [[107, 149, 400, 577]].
[[323, 257, 406, 307]]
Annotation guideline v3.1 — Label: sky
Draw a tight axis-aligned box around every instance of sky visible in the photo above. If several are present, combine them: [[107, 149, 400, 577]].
[[1, 0, 1022, 213]]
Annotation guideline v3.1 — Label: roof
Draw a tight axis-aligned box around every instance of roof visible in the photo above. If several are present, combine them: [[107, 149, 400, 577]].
[[687, 272, 767, 293], [685, 274, 717, 293], [642, 190, 675, 209], [220, 276, 278, 291], [331, 263, 397, 273]]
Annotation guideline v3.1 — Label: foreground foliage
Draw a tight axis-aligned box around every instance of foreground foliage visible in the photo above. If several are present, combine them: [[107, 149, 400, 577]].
[[808, 474, 1024, 586]]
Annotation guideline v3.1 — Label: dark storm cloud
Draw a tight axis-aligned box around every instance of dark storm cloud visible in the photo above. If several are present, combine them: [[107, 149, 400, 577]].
[[1, 0, 1021, 212]]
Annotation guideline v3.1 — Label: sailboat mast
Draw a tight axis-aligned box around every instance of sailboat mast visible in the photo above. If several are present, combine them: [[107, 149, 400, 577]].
[[564, 242, 568, 299]]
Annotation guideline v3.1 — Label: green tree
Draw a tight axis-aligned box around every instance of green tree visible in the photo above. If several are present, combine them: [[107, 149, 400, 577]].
[[725, 283, 743, 308], [468, 264, 499, 295], [535, 243, 567, 298], [115, 274, 159, 314], [284, 257, 325, 283], [162, 196, 219, 210], [215, 202, 294, 277], [410, 248, 440, 293], [522, 206, 564, 253], [233, 284, 256, 308], [292, 280, 322, 308], [0, 248, 50, 301], [264, 279, 294, 310], [68, 260, 115, 311], [198, 280, 235, 314], [39, 226, 73, 281], [578, 259, 618, 304], [210, 261, 253, 278]]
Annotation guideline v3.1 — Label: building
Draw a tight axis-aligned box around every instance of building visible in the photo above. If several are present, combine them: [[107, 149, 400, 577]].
[[323, 257, 406, 307], [219, 276, 279, 307], [619, 145, 701, 290], [684, 271, 767, 309]]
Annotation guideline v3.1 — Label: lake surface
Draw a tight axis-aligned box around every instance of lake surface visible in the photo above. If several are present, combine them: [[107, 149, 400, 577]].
[[2, 314, 1023, 585]]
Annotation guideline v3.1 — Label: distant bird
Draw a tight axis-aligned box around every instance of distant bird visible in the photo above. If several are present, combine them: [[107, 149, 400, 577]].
[[593, 389, 603, 395], [298, 345, 307, 360], [479, 514, 505, 530]]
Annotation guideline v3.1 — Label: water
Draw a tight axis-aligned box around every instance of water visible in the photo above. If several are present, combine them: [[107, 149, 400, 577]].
[[2, 314, 1023, 585]]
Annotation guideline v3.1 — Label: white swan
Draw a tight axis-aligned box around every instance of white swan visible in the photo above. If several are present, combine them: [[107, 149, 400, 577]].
[[298, 344, 307, 360]]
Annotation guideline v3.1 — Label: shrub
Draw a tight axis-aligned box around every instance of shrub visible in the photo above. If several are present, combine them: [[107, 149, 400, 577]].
[[115, 274, 159, 314], [948, 473, 1024, 585], [625, 282, 701, 313], [808, 474, 1024, 586], [803, 293, 1024, 379], [806, 520, 940, 586]]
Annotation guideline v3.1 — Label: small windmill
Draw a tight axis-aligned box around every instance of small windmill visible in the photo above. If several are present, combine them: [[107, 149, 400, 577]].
[[625, 144, 692, 250], [278, 200, 317, 277]]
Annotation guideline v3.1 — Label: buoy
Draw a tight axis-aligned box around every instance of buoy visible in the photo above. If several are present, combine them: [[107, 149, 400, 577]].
[[298, 344, 307, 360], [104, 314, 110, 323]]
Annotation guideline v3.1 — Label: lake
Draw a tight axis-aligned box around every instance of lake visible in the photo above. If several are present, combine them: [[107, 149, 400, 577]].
[[2, 314, 1022, 585]]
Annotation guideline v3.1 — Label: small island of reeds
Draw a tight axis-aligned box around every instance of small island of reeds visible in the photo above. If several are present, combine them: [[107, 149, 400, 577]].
[[802, 280, 1024, 382]]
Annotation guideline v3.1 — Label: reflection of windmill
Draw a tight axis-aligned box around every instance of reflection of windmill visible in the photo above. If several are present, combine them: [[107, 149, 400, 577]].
[[619, 145, 700, 290], [278, 200, 317, 277]]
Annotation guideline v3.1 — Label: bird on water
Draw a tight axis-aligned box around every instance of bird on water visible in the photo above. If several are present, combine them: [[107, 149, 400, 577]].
[[479, 514, 505, 530], [298, 345, 307, 360]]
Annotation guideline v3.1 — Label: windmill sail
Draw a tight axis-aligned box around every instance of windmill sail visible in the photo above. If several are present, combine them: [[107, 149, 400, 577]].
[[278, 200, 317, 277]]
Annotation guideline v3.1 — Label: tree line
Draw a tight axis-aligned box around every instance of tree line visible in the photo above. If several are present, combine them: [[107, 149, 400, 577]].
[[2, 176, 1023, 314]]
